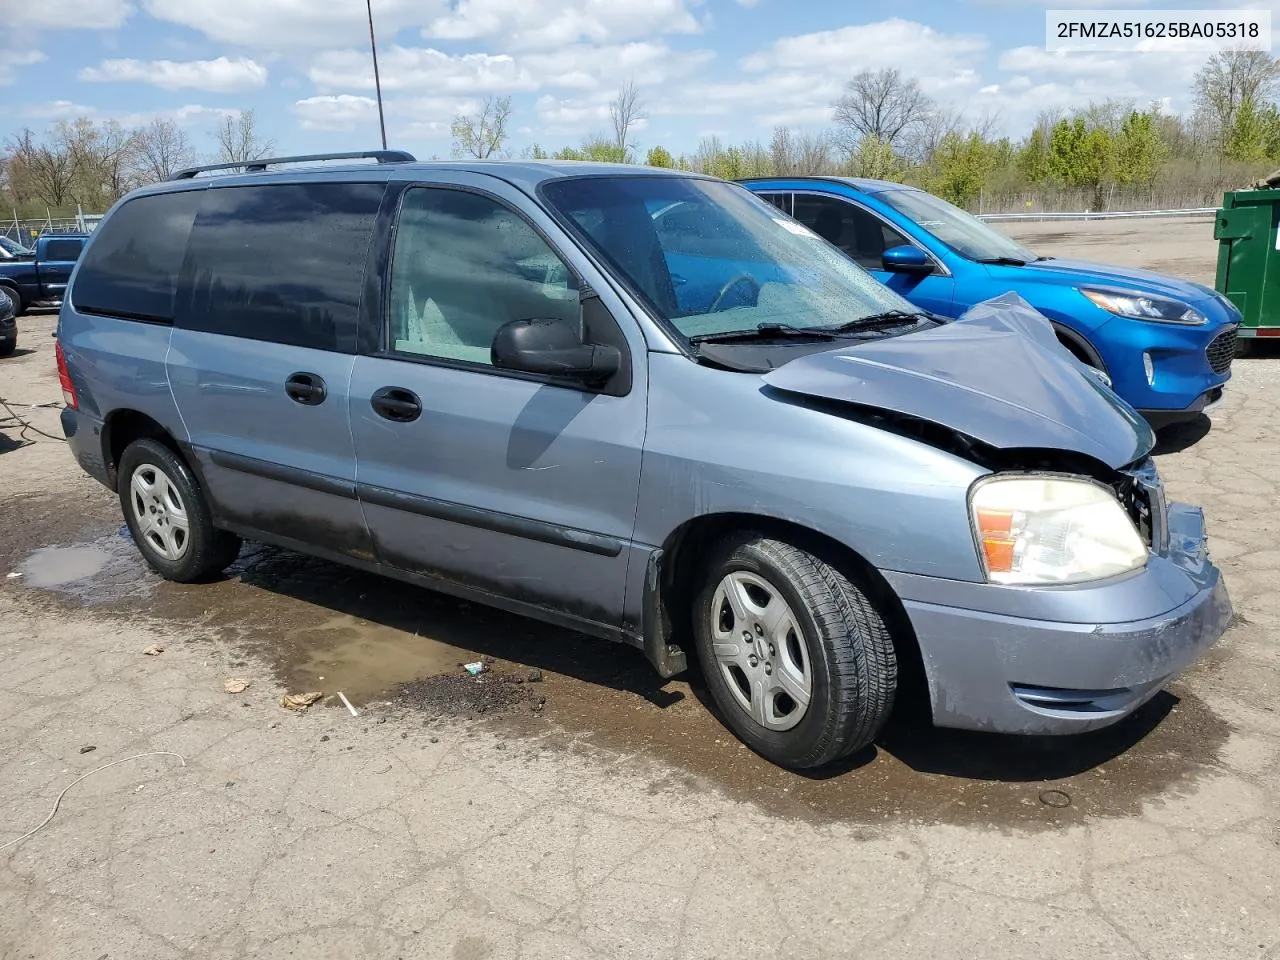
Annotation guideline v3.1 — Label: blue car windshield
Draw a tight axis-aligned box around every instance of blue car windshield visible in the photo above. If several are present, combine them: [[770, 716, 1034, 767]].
[[878, 189, 1038, 263], [541, 176, 917, 339]]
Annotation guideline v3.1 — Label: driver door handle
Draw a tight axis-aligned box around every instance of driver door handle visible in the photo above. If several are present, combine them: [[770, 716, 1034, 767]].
[[371, 386, 422, 423]]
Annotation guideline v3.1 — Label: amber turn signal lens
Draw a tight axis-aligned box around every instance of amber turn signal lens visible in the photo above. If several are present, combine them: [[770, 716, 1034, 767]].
[[976, 508, 1016, 574]]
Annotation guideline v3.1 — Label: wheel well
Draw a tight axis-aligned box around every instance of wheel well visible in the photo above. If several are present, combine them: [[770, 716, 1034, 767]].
[[101, 410, 183, 488], [657, 513, 927, 702], [1051, 323, 1105, 371]]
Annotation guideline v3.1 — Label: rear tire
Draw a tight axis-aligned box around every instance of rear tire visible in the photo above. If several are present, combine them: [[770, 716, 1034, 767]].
[[117, 438, 241, 582], [0, 338, 14, 357], [692, 532, 898, 770]]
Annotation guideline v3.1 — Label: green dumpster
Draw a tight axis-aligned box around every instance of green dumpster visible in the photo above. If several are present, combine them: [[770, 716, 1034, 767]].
[[1214, 184, 1280, 351]]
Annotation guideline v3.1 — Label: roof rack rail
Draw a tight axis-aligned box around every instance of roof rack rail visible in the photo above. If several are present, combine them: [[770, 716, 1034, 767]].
[[170, 150, 417, 181]]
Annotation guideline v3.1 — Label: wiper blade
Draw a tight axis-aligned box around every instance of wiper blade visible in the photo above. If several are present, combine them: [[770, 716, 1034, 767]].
[[975, 256, 1028, 266], [690, 323, 837, 344], [827, 310, 930, 332]]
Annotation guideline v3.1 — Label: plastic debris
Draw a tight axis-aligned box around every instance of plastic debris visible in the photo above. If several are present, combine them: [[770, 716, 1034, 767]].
[[223, 678, 251, 694], [279, 692, 324, 712], [6, 572, 21, 579], [463, 662, 486, 677], [142, 644, 164, 656], [78, 745, 96, 755], [336, 691, 359, 717]]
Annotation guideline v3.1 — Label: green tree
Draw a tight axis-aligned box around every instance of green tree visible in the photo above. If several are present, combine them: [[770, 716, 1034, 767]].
[[1114, 111, 1167, 186], [927, 132, 998, 206], [1224, 97, 1276, 162], [848, 135, 902, 180], [645, 145, 675, 168], [1016, 127, 1051, 183]]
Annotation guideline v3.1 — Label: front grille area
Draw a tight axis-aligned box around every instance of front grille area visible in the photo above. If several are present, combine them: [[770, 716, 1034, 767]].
[[1206, 327, 1238, 374]]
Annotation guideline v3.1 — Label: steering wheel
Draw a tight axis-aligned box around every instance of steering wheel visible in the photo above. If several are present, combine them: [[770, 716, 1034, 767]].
[[709, 274, 761, 313]]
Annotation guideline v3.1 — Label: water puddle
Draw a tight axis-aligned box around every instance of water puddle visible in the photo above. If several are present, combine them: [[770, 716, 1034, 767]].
[[15, 532, 156, 604], [19, 544, 111, 587]]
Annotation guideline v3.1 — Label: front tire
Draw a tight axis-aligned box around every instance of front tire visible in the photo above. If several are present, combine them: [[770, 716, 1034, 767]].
[[117, 438, 241, 582], [0, 337, 14, 357], [693, 533, 898, 770]]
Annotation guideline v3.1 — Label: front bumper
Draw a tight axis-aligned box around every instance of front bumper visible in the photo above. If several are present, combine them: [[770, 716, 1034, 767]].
[[883, 502, 1231, 735]]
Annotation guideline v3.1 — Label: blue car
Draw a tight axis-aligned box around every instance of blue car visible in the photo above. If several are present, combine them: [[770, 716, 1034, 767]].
[[742, 178, 1240, 426]]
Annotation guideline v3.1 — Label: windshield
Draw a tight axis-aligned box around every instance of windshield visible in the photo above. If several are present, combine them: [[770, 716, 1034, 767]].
[[540, 176, 917, 339], [879, 189, 1037, 263]]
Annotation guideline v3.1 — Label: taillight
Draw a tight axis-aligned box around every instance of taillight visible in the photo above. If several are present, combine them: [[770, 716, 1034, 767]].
[[55, 340, 78, 409]]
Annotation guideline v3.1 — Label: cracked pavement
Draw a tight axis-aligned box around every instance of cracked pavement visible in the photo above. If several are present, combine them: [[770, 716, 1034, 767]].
[[1, 215, 1278, 959]]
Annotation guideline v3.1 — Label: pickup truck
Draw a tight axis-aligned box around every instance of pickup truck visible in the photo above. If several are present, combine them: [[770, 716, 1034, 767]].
[[0, 233, 89, 316]]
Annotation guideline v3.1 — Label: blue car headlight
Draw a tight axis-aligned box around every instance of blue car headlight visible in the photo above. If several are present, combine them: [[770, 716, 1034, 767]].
[[1080, 288, 1207, 325]]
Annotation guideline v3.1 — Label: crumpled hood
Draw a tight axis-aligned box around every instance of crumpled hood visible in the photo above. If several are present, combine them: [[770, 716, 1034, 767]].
[[762, 292, 1155, 469], [1015, 257, 1221, 306]]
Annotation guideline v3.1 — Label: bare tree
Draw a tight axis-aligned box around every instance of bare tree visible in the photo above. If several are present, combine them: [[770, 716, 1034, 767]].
[[6, 128, 75, 207], [1194, 48, 1279, 136], [609, 80, 646, 160], [833, 68, 933, 153], [134, 118, 197, 183], [450, 96, 513, 159], [769, 126, 796, 176], [794, 131, 834, 174], [213, 109, 276, 165], [57, 119, 138, 206]]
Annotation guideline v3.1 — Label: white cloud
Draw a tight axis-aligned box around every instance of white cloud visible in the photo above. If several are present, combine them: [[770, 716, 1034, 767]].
[[294, 93, 479, 136], [293, 95, 379, 131], [310, 47, 535, 95], [4, 0, 130, 30], [21, 100, 103, 120], [0, 50, 46, 85], [79, 56, 268, 92], [309, 42, 711, 96], [141, 0, 437, 47], [741, 18, 986, 76], [422, 0, 700, 50]]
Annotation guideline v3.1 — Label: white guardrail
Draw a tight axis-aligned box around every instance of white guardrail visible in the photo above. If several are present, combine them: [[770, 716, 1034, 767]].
[[977, 207, 1217, 222]]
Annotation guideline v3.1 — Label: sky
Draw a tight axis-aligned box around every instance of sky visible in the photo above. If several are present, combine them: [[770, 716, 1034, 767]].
[[1, 0, 1277, 161]]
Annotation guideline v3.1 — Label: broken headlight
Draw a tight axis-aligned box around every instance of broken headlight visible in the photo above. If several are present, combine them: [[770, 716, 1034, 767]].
[[970, 475, 1148, 585]]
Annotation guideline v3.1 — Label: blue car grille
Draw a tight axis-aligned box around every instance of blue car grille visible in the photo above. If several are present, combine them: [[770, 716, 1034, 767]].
[[1206, 327, 1237, 375]]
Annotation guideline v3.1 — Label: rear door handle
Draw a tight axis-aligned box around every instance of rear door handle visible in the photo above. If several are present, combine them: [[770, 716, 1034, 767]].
[[371, 386, 421, 423], [285, 372, 327, 405]]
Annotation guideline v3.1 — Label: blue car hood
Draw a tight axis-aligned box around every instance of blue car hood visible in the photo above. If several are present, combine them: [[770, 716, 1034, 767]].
[[763, 292, 1155, 470], [1014, 257, 1220, 305]]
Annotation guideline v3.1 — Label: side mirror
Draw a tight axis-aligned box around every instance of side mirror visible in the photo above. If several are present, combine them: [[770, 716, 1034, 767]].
[[882, 244, 934, 275], [491, 317, 620, 386]]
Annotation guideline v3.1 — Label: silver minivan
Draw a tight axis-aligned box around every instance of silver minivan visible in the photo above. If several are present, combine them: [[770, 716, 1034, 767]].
[[57, 152, 1231, 769]]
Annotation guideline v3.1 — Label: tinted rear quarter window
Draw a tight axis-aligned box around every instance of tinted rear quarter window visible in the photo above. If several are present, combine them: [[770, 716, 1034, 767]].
[[44, 238, 86, 262], [179, 182, 384, 352], [71, 191, 202, 322]]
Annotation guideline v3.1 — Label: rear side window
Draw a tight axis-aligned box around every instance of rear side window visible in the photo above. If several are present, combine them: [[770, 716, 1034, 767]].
[[179, 182, 384, 352], [44, 238, 86, 262], [71, 192, 201, 322]]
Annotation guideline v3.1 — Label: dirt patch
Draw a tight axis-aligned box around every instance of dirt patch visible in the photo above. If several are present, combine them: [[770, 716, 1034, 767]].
[[396, 671, 540, 719]]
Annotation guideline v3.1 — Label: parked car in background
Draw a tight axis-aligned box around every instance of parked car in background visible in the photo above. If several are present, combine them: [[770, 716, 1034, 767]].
[[0, 236, 34, 259], [0, 232, 89, 316], [57, 154, 1229, 769], [0, 277, 16, 356], [743, 178, 1240, 427]]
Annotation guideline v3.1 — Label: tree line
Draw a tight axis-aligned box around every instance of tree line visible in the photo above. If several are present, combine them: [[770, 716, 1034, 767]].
[[1, 110, 275, 221], [453, 48, 1280, 212], [8, 48, 1280, 220]]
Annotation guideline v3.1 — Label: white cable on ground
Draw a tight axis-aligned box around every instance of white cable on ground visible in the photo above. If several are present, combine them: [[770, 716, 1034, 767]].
[[0, 751, 187, 854]]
